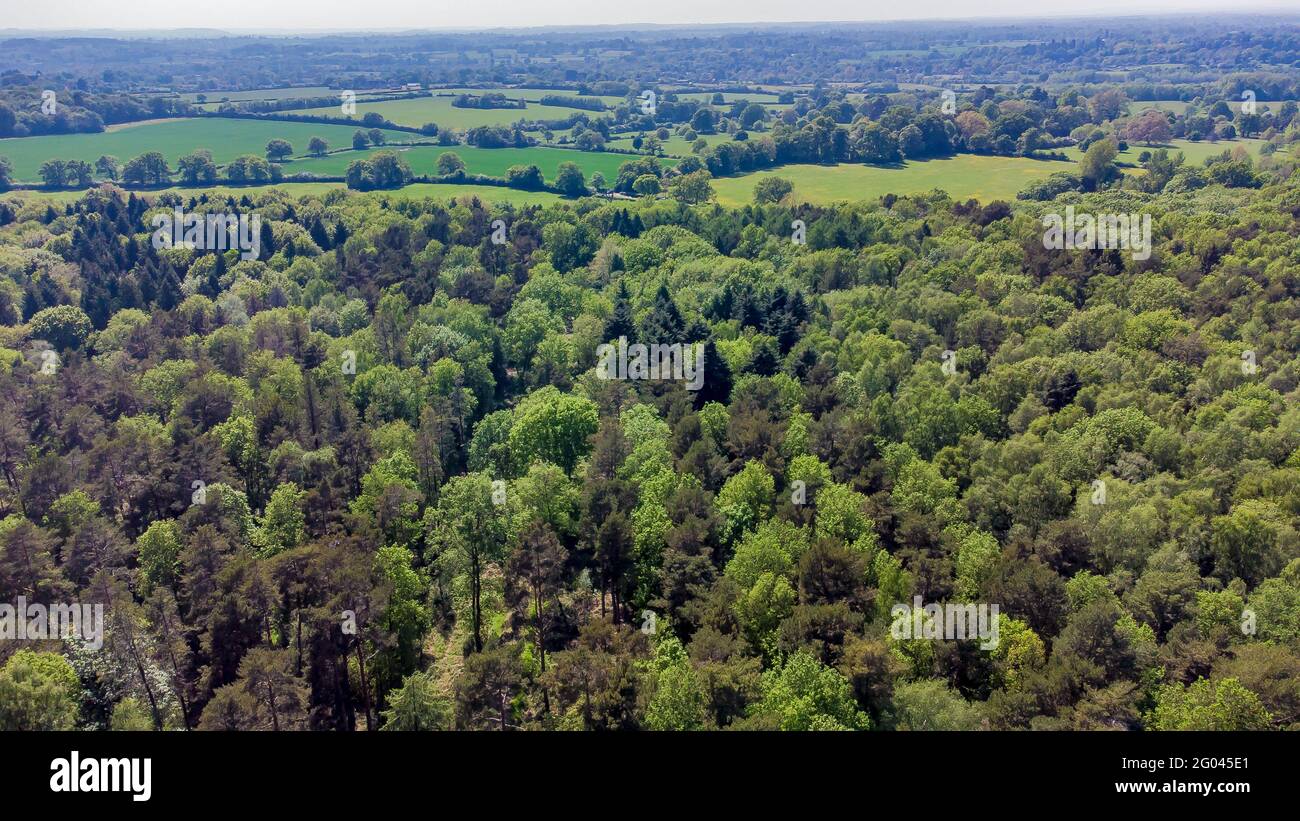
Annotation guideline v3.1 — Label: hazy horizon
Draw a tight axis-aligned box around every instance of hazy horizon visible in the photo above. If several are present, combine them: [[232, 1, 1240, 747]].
[[1, 0, 1295, 34]]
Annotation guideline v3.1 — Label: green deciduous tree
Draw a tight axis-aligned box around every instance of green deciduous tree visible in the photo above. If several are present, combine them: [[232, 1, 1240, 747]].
[[746, 649, 869, 730], [265, 139, 294, 161], [0, 650, 81, 730], [507, 387, 598, 475], [428, 473, 510, 653], [1150, 676, 1272, 731]]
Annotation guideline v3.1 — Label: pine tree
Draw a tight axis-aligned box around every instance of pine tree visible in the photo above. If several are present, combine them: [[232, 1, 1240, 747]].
[[639, 284, 685, 344], [604, 280, 637, 343], [260, 220, 276, 256], [309, 218, 331, 250]]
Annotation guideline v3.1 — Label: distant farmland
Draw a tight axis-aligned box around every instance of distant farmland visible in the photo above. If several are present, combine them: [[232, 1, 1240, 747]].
[[604, 132, 732, 156], [1127, 100, 1294, 116], [1063, 137, 1273, 165], [433, 88, 625, 106], [711, 154, 1078, 206], [291, 144, 658, 182], [708, 138, 1280, 207], [290, 95, 604, 130], [0, 118, 410, 182], [180, 87, 336, 103], [671, 91, 784, 104], [4, 181, 564, 208]]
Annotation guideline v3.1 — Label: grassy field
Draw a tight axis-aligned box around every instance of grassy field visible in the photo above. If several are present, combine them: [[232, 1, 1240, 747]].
[[3, 183, 341, 205], [1128, 100, 1292, 116], [1062, 137, 1272, 166], [3, 181, 564, 207], [711, 138, 1280, 207], [367, 183, 562, 205], [193, 92, 405, 112], [8, 131, 1278, 211], [0, 118, 410, 182], [290, 144, 654, 182], [1131, 100, 1193, 115], [433, 88, 625, 106], [710, 154, 1077, 206], [181, 87, 335, 102], [605, 132, 732, 156], [672, 91, 783, 104], [291, 95, 603, 130], [187, 86, 627, 114]]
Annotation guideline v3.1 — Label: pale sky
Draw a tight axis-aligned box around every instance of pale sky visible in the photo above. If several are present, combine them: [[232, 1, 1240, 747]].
[[1, 0, 1294, 32]]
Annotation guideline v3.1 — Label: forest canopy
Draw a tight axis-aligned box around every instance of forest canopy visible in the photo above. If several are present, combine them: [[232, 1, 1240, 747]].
[[0, 171, 1296, 732]]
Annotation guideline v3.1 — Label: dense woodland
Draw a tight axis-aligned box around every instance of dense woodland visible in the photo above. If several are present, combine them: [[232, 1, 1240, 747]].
[[0, 165, 1297, 731], [4, 16, 1300, 95], [0, 14, 1298, 734], [4, 15, 1300, 138]]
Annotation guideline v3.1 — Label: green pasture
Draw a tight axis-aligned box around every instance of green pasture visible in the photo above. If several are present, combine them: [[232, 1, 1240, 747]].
[[289, 144, 657, 182], [1128, 100, 1292, 116], [711, 153, 1076, 206], [290, 95, 604, 130], [671, 91, 783, 104], [0, 118, 409, 182], [3, 181, 564, 207], [181, 87, 336, 103], [605, 132, 733, 157], [1063, 137, 1272, 166], [433, 87, 625, 106]]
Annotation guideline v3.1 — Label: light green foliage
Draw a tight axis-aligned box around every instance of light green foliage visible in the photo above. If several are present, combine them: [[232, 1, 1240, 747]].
[[786, 454, 832, 491], [110, 697, 155, 731], [511, 461, 579, 539], [1247, 559, 1300, 643], [991, 615, 1046, 689], [889, 679, 983, 730], [374, 544, 431, 678], [0, 650, 81, 731], [887, 445, 961, 524], [750, 650, 870, 730], [952, 526, 1001, 601], [1211, 499, 1293, 586], [45, 490, 100, 538], [258, 482, 306, 557], [507, 387, 599, 474], [811, 481, 872, 544], [1195, 589, 1247, 636], [643, 636, 708, 730], [871, 550, 914, 620], [725, 518, 810, 588], [1065, 570, 1120, 612], [427, 472, 513, 651], [619, 403, 673, 483], [467, 409, 516, 477], [503, 298, 564, 368], [27, 305, 92, 350], [697, 402, 729, 447], [136, 519, 183, 594], [8, 114, 1300, 738], [1149, 677, 1273, 731], [717, 460, 775, 542], [93, 308, 151, 353], [351, 451, 421, 547], [351, 364, 424, 425], [381, 671, 452, 730], [734, 572, 797, 661]]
